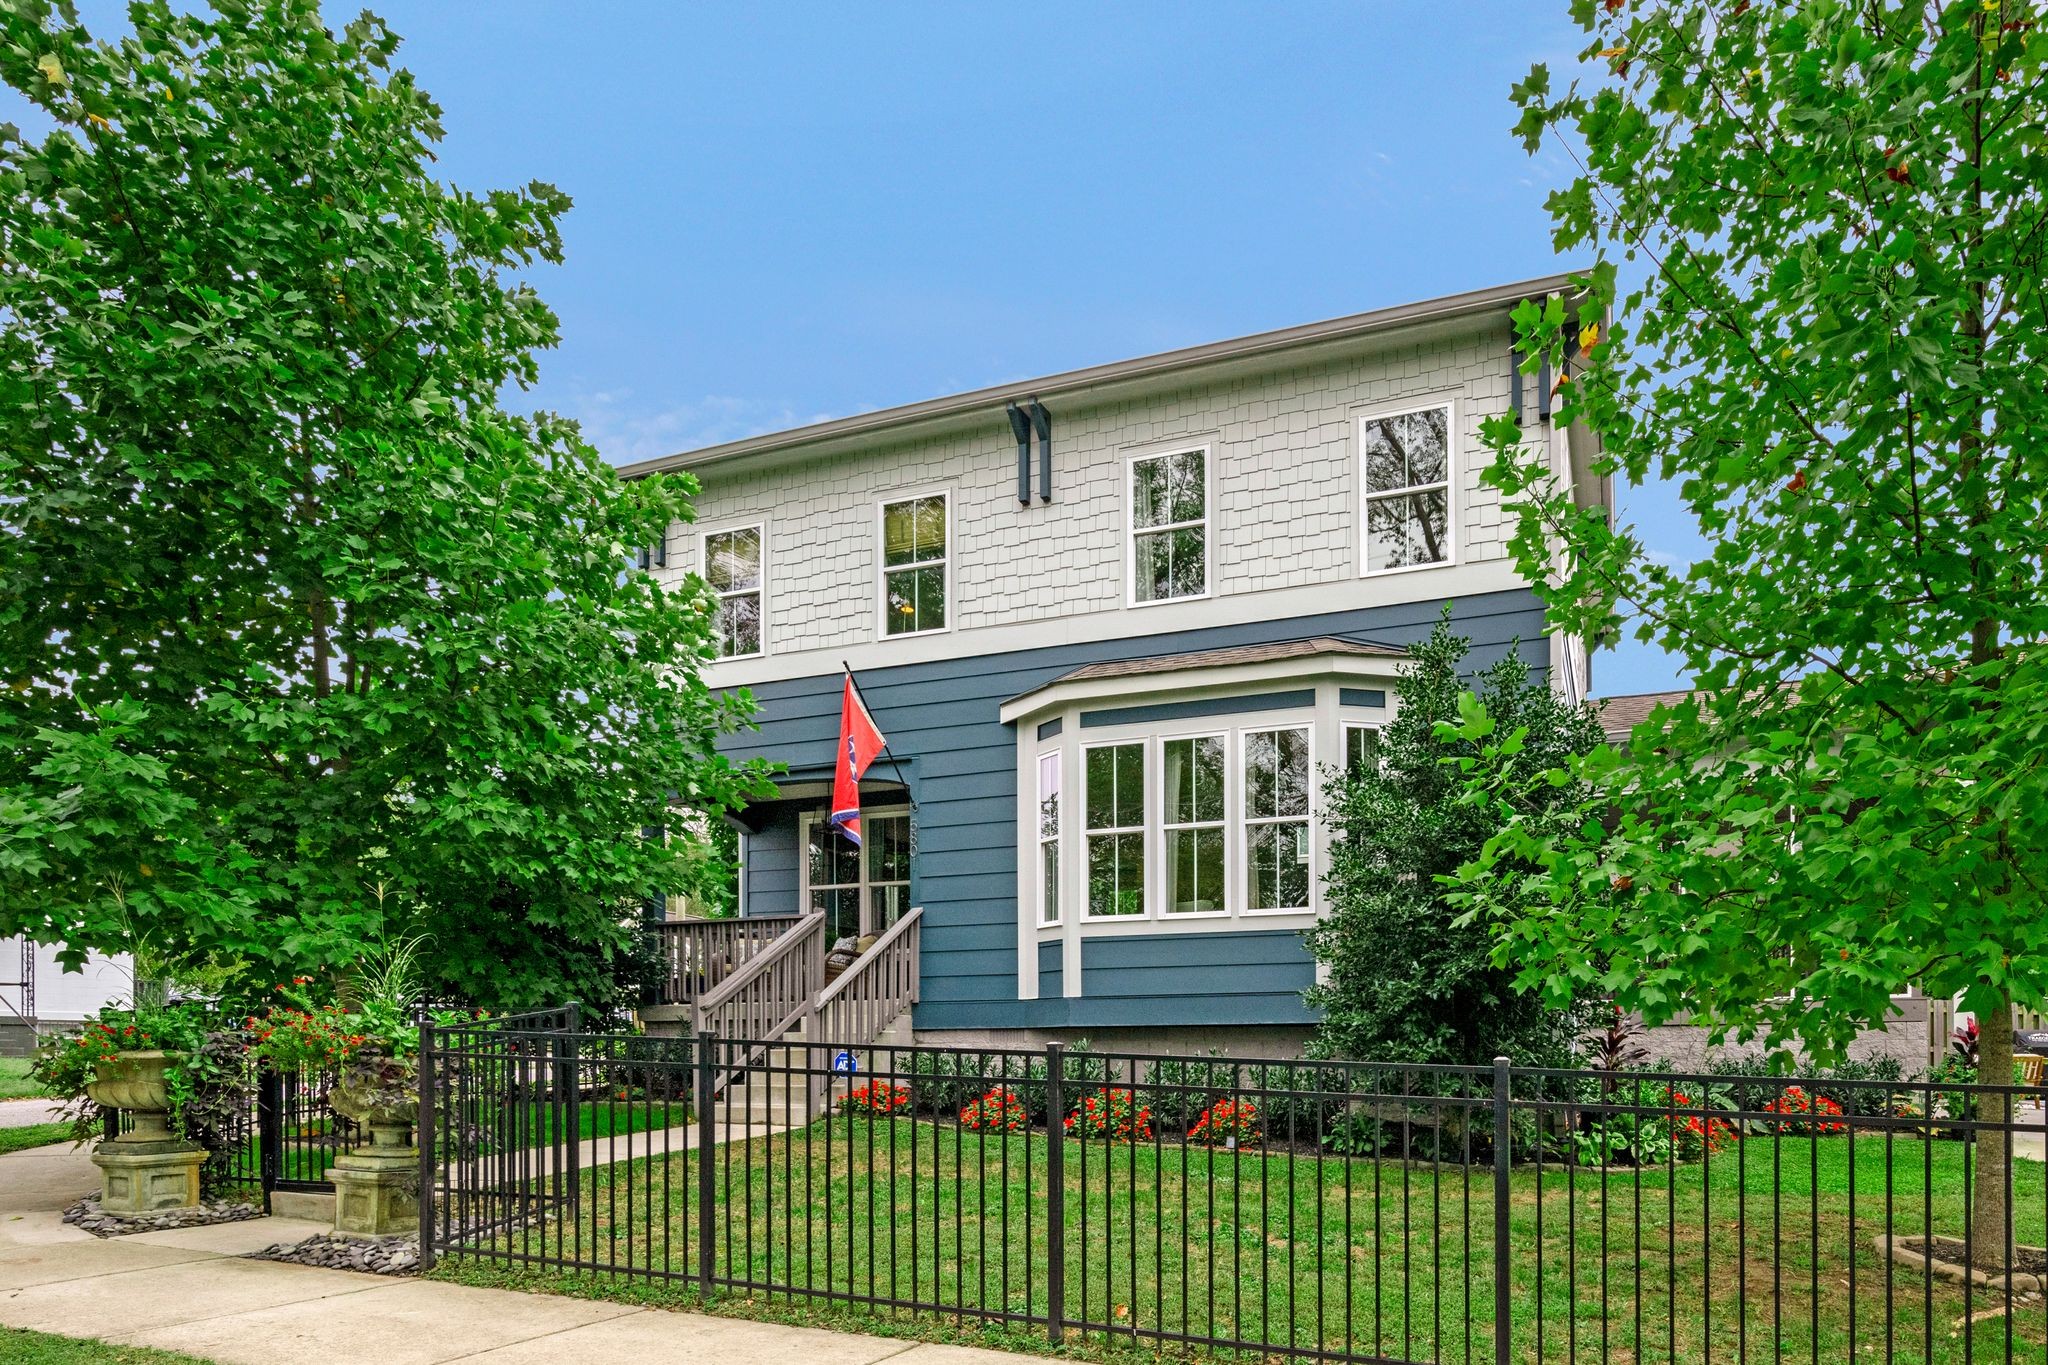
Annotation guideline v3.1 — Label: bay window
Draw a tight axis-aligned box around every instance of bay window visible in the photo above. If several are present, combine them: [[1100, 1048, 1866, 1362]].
[[1084, 742, 1146, 917], [1162, 735, 1226, 914], [1037, 751, 1062, 925], [1243, 727, 1312, 912]]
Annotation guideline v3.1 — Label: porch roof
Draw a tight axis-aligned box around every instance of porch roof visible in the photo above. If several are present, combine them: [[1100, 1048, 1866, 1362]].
[[998, 635, 1407, 726], [1041, 635, 1404, 686]]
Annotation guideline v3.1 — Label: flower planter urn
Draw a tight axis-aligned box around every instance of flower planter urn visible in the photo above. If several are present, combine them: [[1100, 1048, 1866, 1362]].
[[86, 1050, 202, 1214], [326, 1048, 421, 1239]]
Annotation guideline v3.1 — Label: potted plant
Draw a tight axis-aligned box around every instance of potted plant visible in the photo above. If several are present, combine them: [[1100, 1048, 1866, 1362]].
[[248, 939, 431, 1151], [34, 1004, 211, 1213]]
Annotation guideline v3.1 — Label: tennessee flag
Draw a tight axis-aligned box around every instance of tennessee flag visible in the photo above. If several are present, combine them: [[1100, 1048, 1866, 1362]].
[[829, 674, 888, 847]]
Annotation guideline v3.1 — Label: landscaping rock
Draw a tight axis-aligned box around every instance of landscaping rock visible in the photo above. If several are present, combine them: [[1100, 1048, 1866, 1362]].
[[247, 1231, 421, 1276], [1877, 1232, 2048, 1297], [62, 1194, 263, 1238]]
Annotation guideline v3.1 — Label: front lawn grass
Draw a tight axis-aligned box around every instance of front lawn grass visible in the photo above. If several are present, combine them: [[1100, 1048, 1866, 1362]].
[[0, 1055, 44, 1100], [430, 1117, 2046, 1365], [0, 1329, 208, 1365], [0, 1121, 76, 1155]]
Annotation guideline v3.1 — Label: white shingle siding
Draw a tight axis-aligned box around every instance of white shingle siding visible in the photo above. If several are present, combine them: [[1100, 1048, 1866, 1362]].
[[656, 320, 1520, 653]]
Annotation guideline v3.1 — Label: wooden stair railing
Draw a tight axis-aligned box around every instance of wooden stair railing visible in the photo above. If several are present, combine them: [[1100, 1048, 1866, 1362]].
[[807, 907, 922, 1106], [691, 911, 825, 1090], [649, 914, 801, 1007]]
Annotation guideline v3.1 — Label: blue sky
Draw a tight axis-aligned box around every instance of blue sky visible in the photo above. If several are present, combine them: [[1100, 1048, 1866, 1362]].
[[48, 2, 1697, 696]]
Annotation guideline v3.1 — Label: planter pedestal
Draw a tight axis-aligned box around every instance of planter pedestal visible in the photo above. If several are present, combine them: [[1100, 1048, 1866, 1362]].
[[331, 1148, 417, 1238], [93, 1139, 203, 1214], [331, 1121, 418, 1238], [86, 1050, 202, 1214]]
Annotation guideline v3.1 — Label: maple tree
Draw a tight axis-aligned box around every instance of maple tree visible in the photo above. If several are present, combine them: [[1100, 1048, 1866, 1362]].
[[0, 1, 769, 1011], [1456, 0, 2047, 1268]]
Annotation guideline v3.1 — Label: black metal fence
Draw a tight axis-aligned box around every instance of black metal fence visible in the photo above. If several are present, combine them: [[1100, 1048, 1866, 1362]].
[[419, 1022, 2048, 1364]]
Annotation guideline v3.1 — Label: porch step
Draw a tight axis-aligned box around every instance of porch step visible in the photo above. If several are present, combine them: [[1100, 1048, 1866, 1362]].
[[720, 1005, 913, 1123]]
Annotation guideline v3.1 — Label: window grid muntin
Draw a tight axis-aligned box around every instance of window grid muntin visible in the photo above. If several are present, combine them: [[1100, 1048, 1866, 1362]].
[[702, 524, 764, 659], [1037, 751, 1062, 926], [1359, 403, 1453, 574], [1344, 723, 1382, 777], [1161, 733, 1228, 916], [879, 492, 949, 636], [1083, 740, 1147, 919], [1242, 725, 1313, 913], [1128, 447, 1210, 605]]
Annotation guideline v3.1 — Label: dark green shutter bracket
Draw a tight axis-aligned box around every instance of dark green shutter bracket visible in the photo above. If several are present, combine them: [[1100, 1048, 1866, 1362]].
[[1006, 402, 1032, 505]]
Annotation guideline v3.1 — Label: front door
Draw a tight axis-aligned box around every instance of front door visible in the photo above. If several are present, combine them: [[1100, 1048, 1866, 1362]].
[[803, 808, 910, 945]]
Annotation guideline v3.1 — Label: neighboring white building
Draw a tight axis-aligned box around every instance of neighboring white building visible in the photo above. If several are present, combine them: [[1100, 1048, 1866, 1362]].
[[0, 936, 133, 1057]]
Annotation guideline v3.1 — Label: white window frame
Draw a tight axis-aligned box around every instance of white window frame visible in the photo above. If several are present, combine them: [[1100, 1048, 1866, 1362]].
[[1036, 751, 1063, 927], [1239, 724, 1316, 917], [699, 521, 766, 660], [1159, 731, 1230, 918], [1080, 738, 1149, 922], [798, 806, 913, 940], [1357, 400, 1456, 577], [875, 488, 953, 639], [1124, 443, 1213, 608], [1343, 723, 1383, 777]]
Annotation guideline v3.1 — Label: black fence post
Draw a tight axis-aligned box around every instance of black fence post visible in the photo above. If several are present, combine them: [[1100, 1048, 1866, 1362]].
[[417, 1009, 436, 1271], [1493, 1055, 1512, 1365], [256, 1067, 282, 1211], [696, 1029, 716, 1301], [561, 1001, 581, 1222], [1045, 1041, 1066, 1348]]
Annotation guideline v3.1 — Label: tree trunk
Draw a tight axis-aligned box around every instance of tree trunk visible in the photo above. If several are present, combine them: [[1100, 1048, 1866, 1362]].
[[1973, 1000, 2015, 1270]]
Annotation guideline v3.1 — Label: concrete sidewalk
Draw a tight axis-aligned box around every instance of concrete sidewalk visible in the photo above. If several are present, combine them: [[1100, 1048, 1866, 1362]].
[[0, 1139, 1017, 1365]]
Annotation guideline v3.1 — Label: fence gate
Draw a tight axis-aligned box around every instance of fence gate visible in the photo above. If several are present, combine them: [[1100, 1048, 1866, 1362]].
[[418, 1008, 584, 1265]]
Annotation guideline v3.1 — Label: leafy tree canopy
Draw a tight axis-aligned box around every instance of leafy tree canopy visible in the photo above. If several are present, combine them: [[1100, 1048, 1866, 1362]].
[[1305, 617, 1600, 1067], [1454, 0, 2046, 1262], [0, 0, 771, 1012]]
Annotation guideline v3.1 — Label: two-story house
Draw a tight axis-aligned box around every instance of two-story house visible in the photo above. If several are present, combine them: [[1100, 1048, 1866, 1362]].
[[629, 273, 1605, 1055]]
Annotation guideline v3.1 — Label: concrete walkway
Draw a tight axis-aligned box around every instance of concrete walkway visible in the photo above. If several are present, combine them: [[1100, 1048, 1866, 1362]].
[[0, 1096, 69, 1129], [0, 1138, 1017, 1365]]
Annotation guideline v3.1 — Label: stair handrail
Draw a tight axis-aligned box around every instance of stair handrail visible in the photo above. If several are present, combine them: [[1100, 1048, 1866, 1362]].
[[815, 906, 922, 1019], [809, 907, 922, 1108], [691, 910, 825, 1032]]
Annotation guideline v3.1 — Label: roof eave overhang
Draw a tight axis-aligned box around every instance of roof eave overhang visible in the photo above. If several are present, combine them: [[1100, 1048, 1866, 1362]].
[[621, 271, 1586, 480], [999, 653, 1405, 728]]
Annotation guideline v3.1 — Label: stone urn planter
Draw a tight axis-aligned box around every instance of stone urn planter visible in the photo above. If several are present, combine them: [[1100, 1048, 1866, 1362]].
[[327, 1047, 421, 1239], [85, 1050, 202, 1214], [329, 1051, 420, 1151]]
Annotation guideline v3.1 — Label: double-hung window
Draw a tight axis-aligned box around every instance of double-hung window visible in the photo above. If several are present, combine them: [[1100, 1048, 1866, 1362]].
[[1129, 448, 1208, 603], [880, 493, 948, 635], [1162, 735, 1226, 914], [1243, 727, 1312, 912], [1037, 752, 1062, 925], [702, 525, 763, 658], [1344, 724, 1381, 777], [1084, 742, 1146, 917], [1360, 405, 1452, 572]]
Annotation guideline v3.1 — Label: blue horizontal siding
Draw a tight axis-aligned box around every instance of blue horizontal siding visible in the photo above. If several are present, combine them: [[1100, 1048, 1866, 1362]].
[[725, 588, 1548, 1030]]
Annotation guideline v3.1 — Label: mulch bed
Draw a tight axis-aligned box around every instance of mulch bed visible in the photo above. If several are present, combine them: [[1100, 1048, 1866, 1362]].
[[62, 1194, 264, 1238]]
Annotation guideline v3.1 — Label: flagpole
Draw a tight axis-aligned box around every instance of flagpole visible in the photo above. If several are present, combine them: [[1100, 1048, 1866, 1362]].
[[842, 662, 918, 811]]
